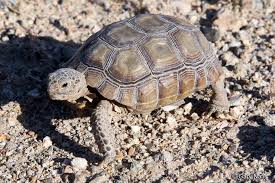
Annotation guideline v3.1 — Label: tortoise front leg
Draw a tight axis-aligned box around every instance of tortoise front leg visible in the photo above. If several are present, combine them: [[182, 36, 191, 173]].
[[93, 100, 116, 165], [208, 72, 230, 116]]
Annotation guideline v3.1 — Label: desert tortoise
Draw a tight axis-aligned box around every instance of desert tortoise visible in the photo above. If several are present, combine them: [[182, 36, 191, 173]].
[[48, 14, 229, 164]]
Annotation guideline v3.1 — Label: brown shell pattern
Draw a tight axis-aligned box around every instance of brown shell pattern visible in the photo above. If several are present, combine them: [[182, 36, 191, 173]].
[[69, 14, 222, 113]]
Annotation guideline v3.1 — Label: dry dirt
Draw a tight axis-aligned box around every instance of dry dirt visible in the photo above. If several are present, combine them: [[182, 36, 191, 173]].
[[0, 0, 274, 182]]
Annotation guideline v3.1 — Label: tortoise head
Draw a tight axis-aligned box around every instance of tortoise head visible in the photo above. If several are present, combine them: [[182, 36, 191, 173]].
[[47, 68, 88, 102]]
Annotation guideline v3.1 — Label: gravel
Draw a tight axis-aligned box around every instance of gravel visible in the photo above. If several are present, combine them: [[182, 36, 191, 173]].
[[0, 0, 274, 182]]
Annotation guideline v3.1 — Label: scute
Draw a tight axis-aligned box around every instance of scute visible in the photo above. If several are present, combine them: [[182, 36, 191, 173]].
[[158, 73, 178, 106], [133, 14, 171, 33], [205, 62, 220, 83], [178, 69, 195, 100], [98, 80, 119, 100], [173, 29, 203, 63], [195, 31, 210, 53], [161, 15, 194, 28], [136, 79, 158, 112], [118, 87, 136, 107], [196, 68, 207, 90], [105, 23, 144, 47], [85, 69, 105, 87], [84, 40, 111, 69], [143, 37, 180, 73], [108, 49, 150, 83]]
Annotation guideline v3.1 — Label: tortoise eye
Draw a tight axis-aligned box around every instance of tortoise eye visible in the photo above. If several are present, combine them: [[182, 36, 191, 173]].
[[62, 83, 68, 88]]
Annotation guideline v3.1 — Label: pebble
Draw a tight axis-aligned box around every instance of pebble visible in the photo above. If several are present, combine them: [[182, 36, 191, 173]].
[[0, 134, 8, 148], [175, 108, 184, 115], [166, 115, 177, 128], [128, 146, 136, 157], [71, 157, 88, 170], [183, 102, 192, 115], [242, 160, 249, 167], [190, 113, 200, 120], [218, 121, 229, 129], [161, 151, 173, 163], [116, 151, 124, 161], [64, 166, 74, 174], [239, 30, 251, 46], [264, 115, 275, 127], [130, 125, 141, 134], [230, 106, 245, 118], [42, 136, 52, 148]]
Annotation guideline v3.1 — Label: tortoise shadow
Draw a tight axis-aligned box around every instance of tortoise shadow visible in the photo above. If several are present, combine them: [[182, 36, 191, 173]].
[[0, 35, 102, 163]]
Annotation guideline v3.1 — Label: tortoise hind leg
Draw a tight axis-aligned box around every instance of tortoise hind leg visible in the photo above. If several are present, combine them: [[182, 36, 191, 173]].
[[208, 72, 230, 116], [93, 100, 116, 165]]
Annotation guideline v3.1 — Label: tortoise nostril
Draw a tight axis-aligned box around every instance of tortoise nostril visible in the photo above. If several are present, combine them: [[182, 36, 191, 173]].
[[62, 83, 68, 88]]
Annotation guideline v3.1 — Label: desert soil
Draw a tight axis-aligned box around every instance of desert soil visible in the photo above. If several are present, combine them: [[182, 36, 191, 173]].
[[0, 0, 274, 182]]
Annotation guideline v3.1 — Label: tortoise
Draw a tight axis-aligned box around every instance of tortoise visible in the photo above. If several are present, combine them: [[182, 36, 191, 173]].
[[47, 14, 230, 164]]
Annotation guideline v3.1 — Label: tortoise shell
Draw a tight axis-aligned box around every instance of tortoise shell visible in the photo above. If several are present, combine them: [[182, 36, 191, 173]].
[[65, 14, 222, 113]]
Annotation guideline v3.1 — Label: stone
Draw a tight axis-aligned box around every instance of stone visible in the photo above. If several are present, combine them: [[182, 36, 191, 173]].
[[161, 151, 173, 163], [130, 125, 141, 134], [183, 102, 192, 115], [128, 146, 136, 157], [71, 157, 88, 170], [166, 115, 177, 128], [42, 136, 52, 148], [190, 113, 199, 120], [230, 106, 245, 118]]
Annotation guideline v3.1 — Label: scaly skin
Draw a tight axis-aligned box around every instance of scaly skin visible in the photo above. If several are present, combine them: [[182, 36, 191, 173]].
[[207, 72, 230, 117], [92, 100, 116, 165]]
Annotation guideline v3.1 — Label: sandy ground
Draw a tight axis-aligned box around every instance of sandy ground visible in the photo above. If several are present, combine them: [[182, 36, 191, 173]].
[[0, 0, 274, 182]]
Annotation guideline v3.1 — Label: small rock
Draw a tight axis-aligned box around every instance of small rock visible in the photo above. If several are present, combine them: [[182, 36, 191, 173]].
[[166, 115, 177, 128], [161, 151, 173, 163], [2, 36, 9, 42], [264, 115, 275, 127], [42, 136, 52, 148], [0, 134, 8, 148], [0, 134, 8, 142], [190, 113, 199, 120], [230, 106, 245, 118], [242, 160, 249, 167], [218, 120, 229, 129], [64, 166, 74, 174], [116, 151, 124, 161], [130, 125, 141, 134], [128, 146, 136, 157], [239, 30, 251, 46], [183, 102, 192, 115], [228, 144, 237, 154], [235, 62, 250, 78], [71, 157, 88, 170], [175, 108, 184, 115]]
